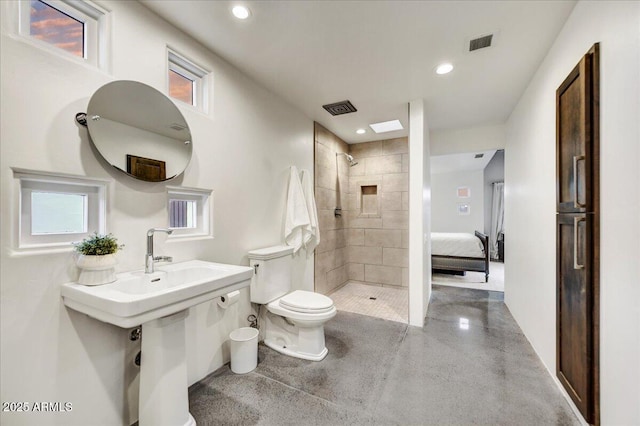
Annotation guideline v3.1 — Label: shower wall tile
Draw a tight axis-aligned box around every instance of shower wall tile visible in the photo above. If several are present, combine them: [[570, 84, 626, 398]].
[[364, 264, 403, 286], [381, 192, 402, 211], [316, 142, 338, 171], [346, 194, 357, 211], [364, 229, 402, 248], [350, 141, 382, 158], [327, 264, 348, 289], [365, 155, 402, 175], [402, 154, 409, 173], [314, 272, 328, 295], [335, 229, 347, 248], [318, 209, 338, 231], [349, 161, 365, 176], [337, 157, 352, 176], [382, 173, 409, 192], [317, 229, 346, 254], [349, 174, 383, 194], [315, 122, 349, 295], [348, 215, 383, 230], [316, 250, 336, 275], [383, 248, 409, 267], [348, 229, 364, 246], [316, 165, 337, 190], [348, 246, 382, 265], [315, 187, 336, 210], [316, 231, 335, 254], [402, 268, 409, 287], [348, 263, 365, 281], [401, 192, 409, 210], [382, 210, 408, 230], [382, 137, 409, 155], [346, 137, 409, 289], [401, 230, 409, 249]]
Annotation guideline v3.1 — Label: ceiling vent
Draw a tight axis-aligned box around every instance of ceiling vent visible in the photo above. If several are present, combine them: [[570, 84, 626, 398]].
[[474, 153, 485, 159], [469, 34, 493, 52], [322, 100, 357, 116], [169, 123, 187, 131]]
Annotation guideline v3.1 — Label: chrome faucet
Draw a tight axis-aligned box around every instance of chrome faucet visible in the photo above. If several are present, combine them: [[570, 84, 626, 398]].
[[145, 228, 173, 273]]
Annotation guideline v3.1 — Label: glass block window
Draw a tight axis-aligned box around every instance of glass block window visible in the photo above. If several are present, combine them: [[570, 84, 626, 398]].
[[30, 0, 84, 57]]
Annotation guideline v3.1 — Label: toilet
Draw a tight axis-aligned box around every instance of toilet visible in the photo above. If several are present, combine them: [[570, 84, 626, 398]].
[[248, 245, 336, 361]]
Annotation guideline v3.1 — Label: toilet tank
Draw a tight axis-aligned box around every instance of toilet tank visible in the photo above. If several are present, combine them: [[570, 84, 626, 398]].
[[247, 245, 294, 304]]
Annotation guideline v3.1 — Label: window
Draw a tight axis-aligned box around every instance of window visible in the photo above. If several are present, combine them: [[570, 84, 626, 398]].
[[29, 0, 84, 57], [168, 50, 208, 111], [13, 168, 109, 252], [31, 191, 87, 234], [169, 199, 196, 229], [19, 0, 108, 69], [167, 186, 213, 239]]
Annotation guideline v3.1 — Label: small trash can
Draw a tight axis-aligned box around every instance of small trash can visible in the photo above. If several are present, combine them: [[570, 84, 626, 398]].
[[229, 327, 259, 374]]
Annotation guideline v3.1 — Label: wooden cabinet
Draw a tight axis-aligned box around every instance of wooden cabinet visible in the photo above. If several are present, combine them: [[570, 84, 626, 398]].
[[556, 44, 600, 425], [556, 213, 593, 417]]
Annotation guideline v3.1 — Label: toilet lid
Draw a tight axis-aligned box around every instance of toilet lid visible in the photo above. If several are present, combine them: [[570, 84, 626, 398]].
[[279, 290, 334, 314]]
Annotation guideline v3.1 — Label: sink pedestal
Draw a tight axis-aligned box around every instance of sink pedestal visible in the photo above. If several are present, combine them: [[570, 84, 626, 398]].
[[61, 260, 254, 425], [139, 310, 196, 426]]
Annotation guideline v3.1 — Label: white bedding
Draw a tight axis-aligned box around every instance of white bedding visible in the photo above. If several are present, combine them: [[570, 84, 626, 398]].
[[431, 232, 485, 258]]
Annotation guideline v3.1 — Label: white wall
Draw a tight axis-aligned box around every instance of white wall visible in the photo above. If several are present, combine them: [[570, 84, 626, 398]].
[[0, 1, 313, 425], [483, 150, 505, 236], [505, 1, 640, 424], [430, 124, 506, 156], [431, 169, 484, 233], [408, 99, 431, 327]]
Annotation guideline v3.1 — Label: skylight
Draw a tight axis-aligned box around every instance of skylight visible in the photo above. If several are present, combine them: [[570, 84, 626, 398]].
[[369, 120, 403, 134]]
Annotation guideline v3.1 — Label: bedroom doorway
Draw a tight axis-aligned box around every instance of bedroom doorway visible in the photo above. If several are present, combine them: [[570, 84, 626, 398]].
[[430, 149, 505, 292]]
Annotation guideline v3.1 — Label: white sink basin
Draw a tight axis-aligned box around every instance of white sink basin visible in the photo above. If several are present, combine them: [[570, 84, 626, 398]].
[[61, 260, 253, 328]]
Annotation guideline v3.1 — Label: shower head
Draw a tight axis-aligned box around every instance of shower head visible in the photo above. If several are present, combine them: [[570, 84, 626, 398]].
[[337, 152, 359, 167]]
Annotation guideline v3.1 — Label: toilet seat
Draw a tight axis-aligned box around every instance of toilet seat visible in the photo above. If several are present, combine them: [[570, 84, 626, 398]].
[[279, 290, 334, 314]]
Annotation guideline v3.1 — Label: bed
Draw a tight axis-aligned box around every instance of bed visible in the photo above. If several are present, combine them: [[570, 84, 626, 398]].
[[431, 231, 490, 282]]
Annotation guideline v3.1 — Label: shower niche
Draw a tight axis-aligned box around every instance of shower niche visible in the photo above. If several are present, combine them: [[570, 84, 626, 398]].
[[355, 179, 381, 217]]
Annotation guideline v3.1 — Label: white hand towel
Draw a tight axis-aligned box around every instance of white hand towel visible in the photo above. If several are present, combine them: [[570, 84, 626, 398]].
[[300, 169, 320, 255], [284, 166, 310, 254]]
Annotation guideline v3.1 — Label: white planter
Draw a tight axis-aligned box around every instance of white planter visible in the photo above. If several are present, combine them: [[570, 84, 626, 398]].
[[76, 254, 118, 286]]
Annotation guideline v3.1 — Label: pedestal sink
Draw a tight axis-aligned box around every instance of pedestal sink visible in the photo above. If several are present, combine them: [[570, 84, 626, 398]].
[[61, 260, 253, 426]]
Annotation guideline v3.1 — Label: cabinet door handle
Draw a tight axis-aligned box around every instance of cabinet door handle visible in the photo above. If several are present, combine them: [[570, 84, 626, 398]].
[[573, 155, 586, 208], [573, 216, 586, 270]]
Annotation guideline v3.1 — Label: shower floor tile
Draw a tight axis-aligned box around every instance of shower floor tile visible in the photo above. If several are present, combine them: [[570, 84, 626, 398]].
[[329, 282, 408, 323]]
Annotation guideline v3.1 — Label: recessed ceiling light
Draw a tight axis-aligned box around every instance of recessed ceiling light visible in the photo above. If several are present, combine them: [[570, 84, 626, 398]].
[[369, 119, 403, 134], [436, 63, 454, 75], [232, 5, 250, 20], [356, 129, 366, 135]]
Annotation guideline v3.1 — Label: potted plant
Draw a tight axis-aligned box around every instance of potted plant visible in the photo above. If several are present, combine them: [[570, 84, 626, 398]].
[[73, 232, 124, 286]]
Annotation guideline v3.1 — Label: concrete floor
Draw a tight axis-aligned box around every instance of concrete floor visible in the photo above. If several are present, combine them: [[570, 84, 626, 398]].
[[189, 285, 580, 425]]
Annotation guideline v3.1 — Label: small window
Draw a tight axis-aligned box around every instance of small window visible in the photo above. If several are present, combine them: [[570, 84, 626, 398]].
[[19, 0, 108, 69], [13, 168, 109, 252], [168, 50, 208, 111], [169, 199, 197, 229], [30, 0, 84, 57], [31, 191, 87, 234], [167, 186, 213, 239]]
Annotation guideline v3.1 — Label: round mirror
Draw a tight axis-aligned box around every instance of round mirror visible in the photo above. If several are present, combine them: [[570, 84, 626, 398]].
[[86, 80, 192, 182]]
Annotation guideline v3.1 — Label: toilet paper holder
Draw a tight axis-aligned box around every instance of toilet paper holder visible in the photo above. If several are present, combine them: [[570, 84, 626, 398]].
[[217, 290, 240, 309]]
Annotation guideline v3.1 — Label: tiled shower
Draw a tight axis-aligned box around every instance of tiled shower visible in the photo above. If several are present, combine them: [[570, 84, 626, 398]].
[[314, 122, 409, 297]]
